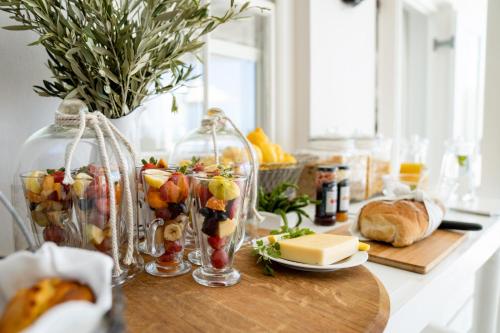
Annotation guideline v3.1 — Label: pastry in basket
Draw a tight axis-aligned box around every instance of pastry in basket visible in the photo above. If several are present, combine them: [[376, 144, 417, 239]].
[[0, 278, 95, 333], [358, 199, 444, 247]]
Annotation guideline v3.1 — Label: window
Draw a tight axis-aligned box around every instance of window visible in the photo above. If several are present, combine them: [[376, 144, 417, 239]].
[[138, 0, 275, 157]]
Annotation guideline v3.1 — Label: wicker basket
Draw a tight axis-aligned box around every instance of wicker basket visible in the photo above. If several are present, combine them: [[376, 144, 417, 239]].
[[258, 154, 316, 193]]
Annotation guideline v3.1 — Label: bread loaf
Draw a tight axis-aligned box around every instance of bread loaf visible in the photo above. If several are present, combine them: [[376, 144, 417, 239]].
[[358, 199, 430, 247], [0, 278, 95, 333]]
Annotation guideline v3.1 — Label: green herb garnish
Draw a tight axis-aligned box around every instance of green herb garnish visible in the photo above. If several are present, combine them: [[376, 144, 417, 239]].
[[252, 226, 315, 276], [258, 182, 318, 228], [46, 167, 65, 175]]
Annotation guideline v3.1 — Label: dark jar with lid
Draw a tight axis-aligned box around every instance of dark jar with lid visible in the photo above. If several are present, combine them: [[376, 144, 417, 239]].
[[314, 165, 337, 226], [336, 165, 350, 222]]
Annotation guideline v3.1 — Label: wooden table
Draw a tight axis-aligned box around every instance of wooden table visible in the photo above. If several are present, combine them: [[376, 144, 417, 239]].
[[123, 247, 390, 333]]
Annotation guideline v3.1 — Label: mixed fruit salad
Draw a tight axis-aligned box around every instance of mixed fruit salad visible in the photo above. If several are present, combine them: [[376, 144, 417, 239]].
[[21, 168, 74, 246], [142, 168, 190, 266], [196, 175, 242, 270], [137, 157, 168, 246], [72, 164, 123, 253]]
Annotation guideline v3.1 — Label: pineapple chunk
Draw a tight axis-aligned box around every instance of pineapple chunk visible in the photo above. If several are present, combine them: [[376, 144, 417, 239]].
[[24, 171, 45, 194], [218, 219, 236, 237]]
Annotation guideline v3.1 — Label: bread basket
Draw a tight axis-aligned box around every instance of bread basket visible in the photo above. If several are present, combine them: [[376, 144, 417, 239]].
[[258, 154, 316, 193]]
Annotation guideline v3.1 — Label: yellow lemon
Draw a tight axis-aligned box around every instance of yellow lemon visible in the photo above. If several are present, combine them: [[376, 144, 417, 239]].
[[358, 242, 370, 251], [247, 128, 269, 146], [259, 143, 278, 163], [283, 153, 297, 164], [252, 144, 263, 163], [208, 176, 240, 200], [273, 144, 285, 162], [143, 169, 171, 189]]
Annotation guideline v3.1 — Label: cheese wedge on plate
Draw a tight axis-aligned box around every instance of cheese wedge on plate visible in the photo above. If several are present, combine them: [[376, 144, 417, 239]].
[[278, 234, 359, 266]]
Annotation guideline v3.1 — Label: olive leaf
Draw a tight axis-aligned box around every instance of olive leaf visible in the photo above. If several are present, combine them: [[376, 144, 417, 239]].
[[0, 0, 250, 118]]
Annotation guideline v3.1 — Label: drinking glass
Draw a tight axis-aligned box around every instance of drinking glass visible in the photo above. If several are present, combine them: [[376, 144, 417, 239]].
[[20, 171, 79, 247], [191, 174, 246, 287], [142, 168, 192, 277], [438, 140, 478, 204]]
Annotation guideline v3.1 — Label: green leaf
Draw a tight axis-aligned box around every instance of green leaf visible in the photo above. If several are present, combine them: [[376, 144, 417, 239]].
[[0, 0, 250, 117], [3, 25, 33, 30], [101, 68, 120, 84]]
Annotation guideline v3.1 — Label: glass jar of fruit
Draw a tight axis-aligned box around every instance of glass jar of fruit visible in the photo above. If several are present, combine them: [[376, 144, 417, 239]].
[[141, 167, 192, 277], [170, 108, 259, 251], [13, 100, 143, 285], [19, 168, 79, 247], [191, 173, 247, 287]]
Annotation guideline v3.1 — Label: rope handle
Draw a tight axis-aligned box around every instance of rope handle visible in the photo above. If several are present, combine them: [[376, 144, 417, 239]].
[[55, 100, 137, 277]]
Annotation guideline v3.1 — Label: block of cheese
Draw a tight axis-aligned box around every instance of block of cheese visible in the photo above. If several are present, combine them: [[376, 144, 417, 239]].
[[278, 234, 359, 265]]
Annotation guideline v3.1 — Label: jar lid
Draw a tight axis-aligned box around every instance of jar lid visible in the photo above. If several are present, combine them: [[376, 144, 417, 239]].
[[317, 165, 337, 171]]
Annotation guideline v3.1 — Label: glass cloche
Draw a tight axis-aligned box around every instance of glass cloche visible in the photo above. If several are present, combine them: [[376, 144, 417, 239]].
[[12, 99, 143, 285], [170, 108, 261, 241]]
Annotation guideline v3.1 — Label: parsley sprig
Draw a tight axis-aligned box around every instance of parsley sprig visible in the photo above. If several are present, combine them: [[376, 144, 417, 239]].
[[252, 225, 315, 276]]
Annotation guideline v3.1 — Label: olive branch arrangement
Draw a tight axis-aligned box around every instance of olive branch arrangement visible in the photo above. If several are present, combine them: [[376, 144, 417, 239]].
[[0, 0, 249, 118]]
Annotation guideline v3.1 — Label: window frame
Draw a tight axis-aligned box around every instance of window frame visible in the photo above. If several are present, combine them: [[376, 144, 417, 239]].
[[202, 0, 276, 139]]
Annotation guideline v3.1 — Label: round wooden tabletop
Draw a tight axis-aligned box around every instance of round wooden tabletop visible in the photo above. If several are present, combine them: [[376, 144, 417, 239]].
[[123, 246, 389, 332]]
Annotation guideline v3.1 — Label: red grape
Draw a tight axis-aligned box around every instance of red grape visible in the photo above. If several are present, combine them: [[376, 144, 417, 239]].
[[211, 249, 228, 269]]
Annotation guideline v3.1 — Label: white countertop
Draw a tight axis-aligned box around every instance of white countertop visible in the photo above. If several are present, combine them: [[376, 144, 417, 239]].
[[258, 202, 500, 333]]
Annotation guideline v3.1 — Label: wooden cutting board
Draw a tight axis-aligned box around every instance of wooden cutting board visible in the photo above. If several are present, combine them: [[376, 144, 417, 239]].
[[330, 225, 467, 274]]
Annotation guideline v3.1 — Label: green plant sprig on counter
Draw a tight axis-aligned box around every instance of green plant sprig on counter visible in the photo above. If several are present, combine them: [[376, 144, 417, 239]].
[[0, 0, 249, 118], [252, 226, 315, 276], [257, 182, 319, 228]]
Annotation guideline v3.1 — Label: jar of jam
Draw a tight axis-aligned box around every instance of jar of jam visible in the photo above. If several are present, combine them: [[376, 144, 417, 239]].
[[314, 165, 337, 226], [336, 165, 350, 222]]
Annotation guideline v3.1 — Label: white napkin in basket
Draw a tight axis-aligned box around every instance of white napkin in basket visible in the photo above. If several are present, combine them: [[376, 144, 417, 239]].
[[350, 189, 445, 240], [0, 242, 113, 333]]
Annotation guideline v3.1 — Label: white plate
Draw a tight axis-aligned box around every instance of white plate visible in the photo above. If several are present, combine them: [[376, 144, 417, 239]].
[[253, 237, 369, 272]]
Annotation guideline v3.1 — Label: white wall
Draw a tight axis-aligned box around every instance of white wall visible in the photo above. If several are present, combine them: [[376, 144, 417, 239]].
[[0, 12, 59, 255], [480, 0, 500, 198], [308, 0, 376, 140]]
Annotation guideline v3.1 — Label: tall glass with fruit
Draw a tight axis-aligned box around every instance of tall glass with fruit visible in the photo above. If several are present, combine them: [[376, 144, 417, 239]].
[[20, 168, 79, 247], [142, 168, 192, 277], [136, 157, 168, 254], [170, 108, 263, 266], [73, 165, 123, 254], [191, 174, 246, 287]]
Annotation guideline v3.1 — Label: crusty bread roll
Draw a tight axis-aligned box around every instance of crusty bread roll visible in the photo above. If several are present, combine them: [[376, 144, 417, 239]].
[[0, 278, 95, 333], [358, 199, 429, 247]]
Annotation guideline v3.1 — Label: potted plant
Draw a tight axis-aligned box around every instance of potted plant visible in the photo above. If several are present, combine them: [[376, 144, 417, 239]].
[[0, 0, 248, 141]]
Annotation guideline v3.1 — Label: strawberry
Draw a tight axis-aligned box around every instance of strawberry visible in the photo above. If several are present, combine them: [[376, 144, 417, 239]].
[[192, 163, 204, 172], [141, 163, 156, 172], [53, 170, 65, 183], [197, 183, 212, 207]]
